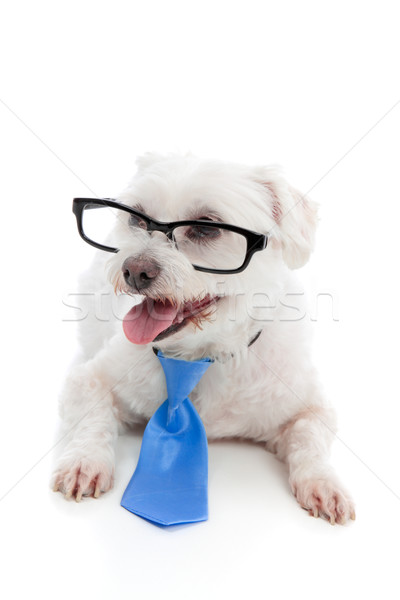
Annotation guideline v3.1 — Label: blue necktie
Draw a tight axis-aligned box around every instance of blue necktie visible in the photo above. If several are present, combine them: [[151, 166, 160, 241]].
[[121, 349, 213, 526]]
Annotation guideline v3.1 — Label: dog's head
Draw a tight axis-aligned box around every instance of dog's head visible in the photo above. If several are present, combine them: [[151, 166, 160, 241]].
[[106, 153, 318, 360]]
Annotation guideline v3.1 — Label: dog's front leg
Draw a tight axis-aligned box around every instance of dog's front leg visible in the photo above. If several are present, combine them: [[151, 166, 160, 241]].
[[267, 406, 355, 524], [52, 357, 120, 501]]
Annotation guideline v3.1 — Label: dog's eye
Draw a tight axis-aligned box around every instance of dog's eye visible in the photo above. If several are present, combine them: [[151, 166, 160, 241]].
[[185, 223, 221, 242], [129, 214, 148, 230]]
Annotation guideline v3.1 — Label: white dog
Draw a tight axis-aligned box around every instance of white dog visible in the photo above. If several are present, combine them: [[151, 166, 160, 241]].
[[53, 152, 355, 525]]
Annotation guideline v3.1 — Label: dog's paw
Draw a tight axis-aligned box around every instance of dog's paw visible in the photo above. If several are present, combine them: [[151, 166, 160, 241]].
[[52, 458, 114, 502], [291, 477, 356, 525]]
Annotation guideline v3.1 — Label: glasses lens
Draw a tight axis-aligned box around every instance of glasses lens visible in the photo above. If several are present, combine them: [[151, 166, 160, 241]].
[[81, 203, 148, 248], [173, 224, 247, 271]]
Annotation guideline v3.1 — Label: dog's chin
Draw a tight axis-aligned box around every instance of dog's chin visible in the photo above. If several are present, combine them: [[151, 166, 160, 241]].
[[122, 292, 220, 346]]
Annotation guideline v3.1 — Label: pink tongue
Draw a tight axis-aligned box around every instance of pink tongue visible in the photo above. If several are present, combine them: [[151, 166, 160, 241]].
[[123, 298, 179, 345]]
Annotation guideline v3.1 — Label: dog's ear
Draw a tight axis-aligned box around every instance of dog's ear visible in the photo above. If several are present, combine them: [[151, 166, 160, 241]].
[[252, 166, 318, 269]]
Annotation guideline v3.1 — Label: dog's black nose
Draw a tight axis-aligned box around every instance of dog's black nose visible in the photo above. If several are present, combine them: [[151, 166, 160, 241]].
[[122, 257, 160, 291]]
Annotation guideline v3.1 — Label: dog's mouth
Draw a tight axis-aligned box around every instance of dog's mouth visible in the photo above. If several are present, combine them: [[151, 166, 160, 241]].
[[122, 295, 219, 345]]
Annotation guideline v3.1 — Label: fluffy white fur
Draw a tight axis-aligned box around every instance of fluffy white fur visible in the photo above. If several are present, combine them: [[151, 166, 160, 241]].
[[53, 153, 355, 524]]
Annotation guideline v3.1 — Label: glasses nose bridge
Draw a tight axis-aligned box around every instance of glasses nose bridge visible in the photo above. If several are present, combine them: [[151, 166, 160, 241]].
[[147, 220, 175, 242]]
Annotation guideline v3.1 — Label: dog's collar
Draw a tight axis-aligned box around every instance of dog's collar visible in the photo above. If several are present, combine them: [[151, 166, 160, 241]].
[[152, 329, 262, 362], [248, 329, 262, 348]]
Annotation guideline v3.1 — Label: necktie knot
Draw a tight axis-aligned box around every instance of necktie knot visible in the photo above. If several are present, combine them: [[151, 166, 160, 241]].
[[156, 349, 212, 401], [156, 349, 213, 432]]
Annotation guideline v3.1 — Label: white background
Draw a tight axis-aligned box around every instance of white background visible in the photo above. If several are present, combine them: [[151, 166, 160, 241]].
[[1, 1, 400, 598]]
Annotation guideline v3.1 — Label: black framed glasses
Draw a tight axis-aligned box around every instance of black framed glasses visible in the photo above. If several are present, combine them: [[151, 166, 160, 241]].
[[72, 198, 268, 274]]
